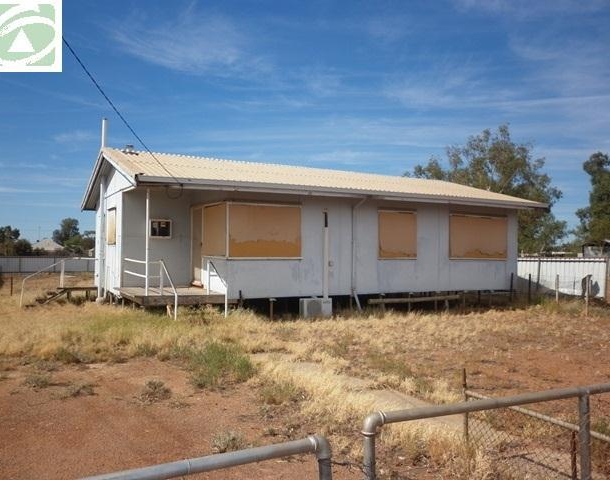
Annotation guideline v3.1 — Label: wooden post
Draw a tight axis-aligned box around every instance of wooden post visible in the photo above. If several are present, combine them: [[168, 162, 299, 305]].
[[269, 298, 276, 320], [407, 292, 411, 313], [527, 274, 532, 305], [461, 291, 466, 311], [379, 293, 385, 314], [10, 276, 13, 296], [555, 274, 560, 303], [477, 290, 481, 306], [585, 279, 590, 317], [238, 290, 244, 309], [509, 273, 514, 303], [462, 368, 469, 442], [488, 290, 492, 307]]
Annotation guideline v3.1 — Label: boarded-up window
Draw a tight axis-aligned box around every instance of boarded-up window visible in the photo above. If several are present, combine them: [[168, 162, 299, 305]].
[[378, 210, 417, 258], [203, 203, 227, 256], [106, 208, 116, 245], [228, 204, 301, 258], [449, 214, 507, 259]]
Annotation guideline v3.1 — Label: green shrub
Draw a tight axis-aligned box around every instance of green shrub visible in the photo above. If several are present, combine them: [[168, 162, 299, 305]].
[[188, 342, 255, 389]]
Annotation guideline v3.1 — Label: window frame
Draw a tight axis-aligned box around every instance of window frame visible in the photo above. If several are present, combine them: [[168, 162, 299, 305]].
[[377, 209, 417, 260], [149, 218, 172, 240], [448, 213, 508, 261]]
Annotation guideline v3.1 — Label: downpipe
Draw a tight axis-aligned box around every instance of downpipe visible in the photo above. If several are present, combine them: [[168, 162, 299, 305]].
[[351, 197, 367, 311]]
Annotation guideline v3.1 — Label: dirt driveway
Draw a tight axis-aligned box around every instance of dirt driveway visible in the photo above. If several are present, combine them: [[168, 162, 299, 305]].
[[0, 358, 358, 480]]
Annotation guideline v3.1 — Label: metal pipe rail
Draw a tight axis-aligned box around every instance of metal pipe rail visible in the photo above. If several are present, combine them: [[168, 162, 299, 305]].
[[19, 257, 95, 308], [80, 435, 332, 480], [361, 382, 610, 480], [158, 260, 178, 320], [123, 258, 178, 319], [465, 389, 610, 444]]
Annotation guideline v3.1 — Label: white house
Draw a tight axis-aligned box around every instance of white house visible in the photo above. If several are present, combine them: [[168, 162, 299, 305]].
[[82, 122, 546, 315]]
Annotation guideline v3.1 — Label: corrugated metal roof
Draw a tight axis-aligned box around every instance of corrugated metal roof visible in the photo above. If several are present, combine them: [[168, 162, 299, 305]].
[[96, 147, 546, 209]]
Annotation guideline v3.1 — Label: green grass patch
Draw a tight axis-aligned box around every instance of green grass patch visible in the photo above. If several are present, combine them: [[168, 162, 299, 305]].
[[186, 342, 255, 389]]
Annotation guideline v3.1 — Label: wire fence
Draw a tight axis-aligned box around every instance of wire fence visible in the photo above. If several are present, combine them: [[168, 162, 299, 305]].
[[464, 389, 610, 479]]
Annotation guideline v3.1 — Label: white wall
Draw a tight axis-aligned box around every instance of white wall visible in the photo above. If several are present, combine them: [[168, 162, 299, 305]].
[[121, 188, 193, 288], [104, 180, 519, 298]]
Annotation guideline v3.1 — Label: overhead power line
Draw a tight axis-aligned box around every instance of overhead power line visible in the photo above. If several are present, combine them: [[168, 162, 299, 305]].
[[62, 37, 183, 191]]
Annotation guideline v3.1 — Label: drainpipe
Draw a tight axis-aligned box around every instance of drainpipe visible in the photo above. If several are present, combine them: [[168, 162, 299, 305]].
[[323, 210, 329, 299], [351, 197, 367, 310], [101, 117, 108, 149], [96, 176, 106, 302], [145, 188, 150, 296]]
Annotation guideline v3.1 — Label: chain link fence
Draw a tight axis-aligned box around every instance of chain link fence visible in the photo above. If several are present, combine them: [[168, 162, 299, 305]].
[[465, 388, 610, 479]]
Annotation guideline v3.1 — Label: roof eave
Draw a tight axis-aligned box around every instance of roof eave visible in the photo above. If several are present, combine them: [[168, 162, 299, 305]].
[[135, 175, 548, 210]]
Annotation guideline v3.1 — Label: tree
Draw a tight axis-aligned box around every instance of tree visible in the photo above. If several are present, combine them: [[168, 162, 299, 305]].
[[52, 218, 80, 245], [408, 125, 566, 252], [0, 225, 21, 255], [574, 152, 610, 243], [13, 238, 32, 256]]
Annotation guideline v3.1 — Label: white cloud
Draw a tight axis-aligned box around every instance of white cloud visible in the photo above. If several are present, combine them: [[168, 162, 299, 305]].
[[53, 130, 97, 144], [452, 0, 608, 16], [108, 6, 268, 77]]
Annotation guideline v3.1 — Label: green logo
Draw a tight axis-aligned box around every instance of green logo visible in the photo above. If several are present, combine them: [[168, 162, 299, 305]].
[[0, 1, 62, 72]]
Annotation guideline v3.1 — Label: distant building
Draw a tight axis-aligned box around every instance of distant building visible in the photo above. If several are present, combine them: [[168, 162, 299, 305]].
[[32, 238, 63, 253], [582, 240, 610, 258]]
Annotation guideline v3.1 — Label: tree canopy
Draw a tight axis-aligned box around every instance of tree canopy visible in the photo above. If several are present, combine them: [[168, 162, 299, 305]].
[[53, 218, 80, 245], [407, 125, 566, 253], [574, 152, 610, 244]]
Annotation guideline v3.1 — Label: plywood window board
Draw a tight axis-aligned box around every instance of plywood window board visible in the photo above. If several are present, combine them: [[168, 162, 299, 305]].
[[378, 210, 417, 258], [228, 203, 301, 258], [202, 203, 227, 256], [106, 208, 116, 245], [449, 213, 507, 259]]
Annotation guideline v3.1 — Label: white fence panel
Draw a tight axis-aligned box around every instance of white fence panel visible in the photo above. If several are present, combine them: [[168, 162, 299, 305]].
[[0, 256, 95, 274], [517, 257, 608, 299]]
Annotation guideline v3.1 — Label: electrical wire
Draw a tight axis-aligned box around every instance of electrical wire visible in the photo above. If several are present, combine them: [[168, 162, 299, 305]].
[[62, 37, 183, 199]]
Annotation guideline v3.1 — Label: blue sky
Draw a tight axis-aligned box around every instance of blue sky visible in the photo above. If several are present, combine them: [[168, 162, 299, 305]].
[[1, 0, 609, 241]]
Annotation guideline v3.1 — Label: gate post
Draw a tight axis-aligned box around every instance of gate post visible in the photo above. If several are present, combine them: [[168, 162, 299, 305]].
[[578, 393, 591, 480]]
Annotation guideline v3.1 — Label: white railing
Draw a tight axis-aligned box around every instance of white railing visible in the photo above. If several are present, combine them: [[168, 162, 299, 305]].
[[159, 260, 178, 320], [123, 258, 178, 319], [206, 259, 228, 318], [19, 257, 95, 308]]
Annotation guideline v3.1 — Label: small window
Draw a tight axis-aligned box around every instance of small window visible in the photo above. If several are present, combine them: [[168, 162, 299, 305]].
[[150, 219, 172, 239], [378, 210, 417, 258], [106, 208, 116, 245], [449, 214, 507, 259]]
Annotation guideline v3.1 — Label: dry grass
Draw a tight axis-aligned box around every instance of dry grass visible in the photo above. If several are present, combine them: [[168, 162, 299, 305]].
[[2, 273, 609, 478], [138, 380, 172, 404], [211, 430, 246, 453]]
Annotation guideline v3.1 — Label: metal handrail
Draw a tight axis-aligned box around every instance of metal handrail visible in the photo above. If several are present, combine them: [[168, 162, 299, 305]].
[[19, 257, 94, 308], [122, 258, 178, 320], [361, 382, 610, 480], [80, 435, 332, 480], [206, 258, 228, 317], [158, 260, 178, 320]]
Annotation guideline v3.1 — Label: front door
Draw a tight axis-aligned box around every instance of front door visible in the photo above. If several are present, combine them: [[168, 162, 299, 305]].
[[191, 206, 203, 285]]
